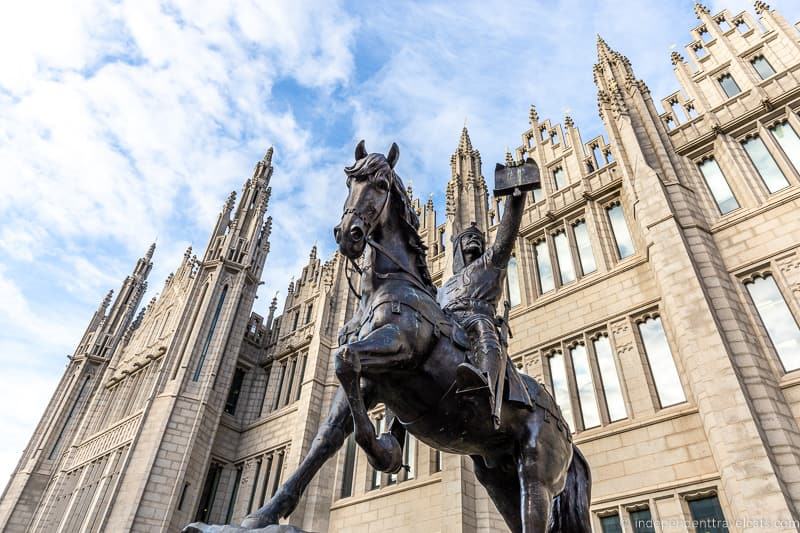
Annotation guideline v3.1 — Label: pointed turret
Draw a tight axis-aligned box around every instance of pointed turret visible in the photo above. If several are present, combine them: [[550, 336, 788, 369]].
[[445, 127, 489, 237], [457, 127, 473, 152]]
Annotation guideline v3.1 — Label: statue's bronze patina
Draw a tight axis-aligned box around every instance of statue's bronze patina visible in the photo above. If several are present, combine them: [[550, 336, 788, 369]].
[[186, 142, 591, 533]]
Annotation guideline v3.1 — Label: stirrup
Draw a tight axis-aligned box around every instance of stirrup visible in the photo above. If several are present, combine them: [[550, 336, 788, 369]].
[[456, 362, 489, 394]]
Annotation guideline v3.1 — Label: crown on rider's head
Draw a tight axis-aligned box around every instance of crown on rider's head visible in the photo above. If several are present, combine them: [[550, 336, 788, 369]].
[[453, 221, 485, 243]]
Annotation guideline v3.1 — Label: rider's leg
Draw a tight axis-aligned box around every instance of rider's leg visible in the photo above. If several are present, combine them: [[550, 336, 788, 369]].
[[335, 324, 411, 473], [240, 385, 369, 529], [457, 315, 503, 423], [471, 455, 522, 533]]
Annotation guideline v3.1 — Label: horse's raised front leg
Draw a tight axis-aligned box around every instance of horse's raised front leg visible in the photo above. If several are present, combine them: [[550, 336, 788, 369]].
[[334, 323, 411, 473], [239, 385, 368, 529]]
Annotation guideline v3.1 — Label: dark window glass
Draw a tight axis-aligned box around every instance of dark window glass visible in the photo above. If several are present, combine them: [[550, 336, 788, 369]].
[[194, 285, 228, 381], [688, 495, 729, 533], [225, 466, 242, 523], [630, 508, 656, 533], [224, 368, 246, 415], [195, 463, 222, 522], [340, 433, 357, 498], [600, 514, 623, 533]]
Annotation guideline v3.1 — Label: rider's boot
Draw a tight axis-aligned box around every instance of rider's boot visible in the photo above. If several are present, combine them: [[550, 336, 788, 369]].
[[457, 345, 503, 428]]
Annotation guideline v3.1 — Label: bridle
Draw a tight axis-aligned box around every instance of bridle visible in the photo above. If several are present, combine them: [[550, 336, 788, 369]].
[[341, 170, 429, 300]]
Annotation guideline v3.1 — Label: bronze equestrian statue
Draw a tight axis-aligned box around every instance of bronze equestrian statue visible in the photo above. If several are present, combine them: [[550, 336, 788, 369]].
[[185, 141, 591, 533]]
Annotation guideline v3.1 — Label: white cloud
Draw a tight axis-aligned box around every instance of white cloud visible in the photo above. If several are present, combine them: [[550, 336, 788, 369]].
[[0, 0, 358, 487]]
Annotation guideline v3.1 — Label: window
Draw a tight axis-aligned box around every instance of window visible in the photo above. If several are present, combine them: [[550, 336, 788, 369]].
[[606, 203, 635, 259], [599, 514, 623, 533], [572, 221, 596, 275], [695, 45, 707, 58], [638, 316, 686, 407], [225, 466, 242, 523], [283, 358, 298, 406], [340, 433, 356, 498], [294, 355, 307, 401], [403, 433, 416, 480], [534, 240, 555, 294], [687, 494, 729, 533], [224, 368, 246, 415], [570, 344, 600, 429], [304, 303, 314, 324], [271, 452, 284, 498], [194, 463, 222, 522], [718, 74, 741, 98], [549, 352, 575, 430], [272, 364, 287, 410], [746, 275, 800, 371], [433, 449, 442, 472], [742, 136, 790, 192], [507, 255, 522, 307], [553, 231, 576, 285], [292, 310, 300, 331], [769, 121, 800, 173], [629, 507, 656, 533], [532, 187, 544, 203], [553, 167, 567, 190], [247, 459, 262, 513], [735, 19, 749, 33], [594, 335, 627, 421], [193, 285, 228, 381], [751, 55, 776, 79], [371, 417, 386, 489], [697, 158, 739, 214]]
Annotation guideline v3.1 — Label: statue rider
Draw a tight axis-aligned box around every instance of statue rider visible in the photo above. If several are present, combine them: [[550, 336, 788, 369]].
[[438, 159, 539, 429]]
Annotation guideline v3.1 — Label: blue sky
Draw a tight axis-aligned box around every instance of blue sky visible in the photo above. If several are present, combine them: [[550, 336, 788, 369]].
[[1, 0, 798, 485]]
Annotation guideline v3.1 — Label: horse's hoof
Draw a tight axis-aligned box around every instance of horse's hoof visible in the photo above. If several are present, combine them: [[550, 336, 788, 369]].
[[368, 433, 403, 473], [241, 511, 279, 529]]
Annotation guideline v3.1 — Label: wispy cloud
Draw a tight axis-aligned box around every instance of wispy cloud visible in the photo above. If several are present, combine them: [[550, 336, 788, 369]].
[[0, 0, 798, 486]]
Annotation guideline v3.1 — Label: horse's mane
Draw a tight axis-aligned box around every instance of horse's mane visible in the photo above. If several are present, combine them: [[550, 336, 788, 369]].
[[344, 153, 437, 296]]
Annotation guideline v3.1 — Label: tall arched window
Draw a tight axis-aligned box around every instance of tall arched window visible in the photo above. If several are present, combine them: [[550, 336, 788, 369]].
[[193, 285, 228, 381], [507, 255, 522, 307]]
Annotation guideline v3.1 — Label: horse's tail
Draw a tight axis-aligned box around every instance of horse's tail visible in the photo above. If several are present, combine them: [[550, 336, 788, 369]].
[[548, 444, 591, 533]]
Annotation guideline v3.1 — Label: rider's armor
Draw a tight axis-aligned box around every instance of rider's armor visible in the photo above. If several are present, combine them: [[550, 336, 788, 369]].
[[438, 223, 524, 427]]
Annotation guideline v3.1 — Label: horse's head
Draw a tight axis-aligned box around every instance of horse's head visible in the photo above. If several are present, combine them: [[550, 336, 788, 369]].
[[335, 140, 400, 259]]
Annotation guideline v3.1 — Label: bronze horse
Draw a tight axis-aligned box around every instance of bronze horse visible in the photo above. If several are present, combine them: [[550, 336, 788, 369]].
[[241, 142, 591, 533]]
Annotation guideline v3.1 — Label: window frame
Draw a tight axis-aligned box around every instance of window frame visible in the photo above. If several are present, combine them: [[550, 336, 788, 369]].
[[604, 200, 636, 261], [696, 156, 741, 216], [544, 330, 629, 433], [740, 132, 792, 194], [750, 53, 776, 80], [741, 269, 800, 374], [717, 72, 742, 99], [634, 313, 687, 410]]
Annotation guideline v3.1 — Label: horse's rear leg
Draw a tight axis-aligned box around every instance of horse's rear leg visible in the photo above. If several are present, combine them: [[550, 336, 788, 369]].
[[240, 386, 363, 529], [471, 455, 522, 533]]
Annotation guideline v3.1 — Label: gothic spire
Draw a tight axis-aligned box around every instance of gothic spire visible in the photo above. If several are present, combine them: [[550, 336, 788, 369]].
[[458, 126, 473, 152]]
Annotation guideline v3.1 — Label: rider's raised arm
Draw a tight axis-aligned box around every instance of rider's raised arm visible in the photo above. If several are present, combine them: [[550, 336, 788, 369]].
[[490, 190, 526, 269]]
